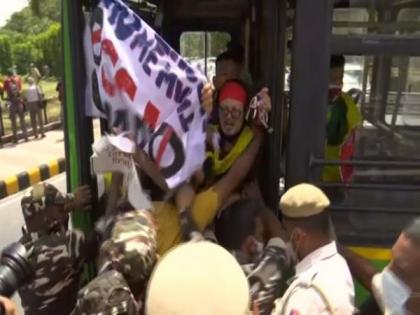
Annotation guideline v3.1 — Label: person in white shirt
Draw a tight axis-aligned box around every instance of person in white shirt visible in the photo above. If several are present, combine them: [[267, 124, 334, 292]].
[[24, 76, 45, 139], [271, 183, 355, 315]]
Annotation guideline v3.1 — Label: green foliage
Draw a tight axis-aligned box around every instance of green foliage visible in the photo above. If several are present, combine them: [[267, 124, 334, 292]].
[[30, 0, 41, 16], [12, 42, 38, 75], [181, 32, 231, 58], [33, 23, 62, 77], [0, 0, 62, 76], [0, 36, 13, 73]]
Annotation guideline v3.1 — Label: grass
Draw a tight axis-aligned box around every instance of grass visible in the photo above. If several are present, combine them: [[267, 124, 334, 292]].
[[1, 77, 61, 136]]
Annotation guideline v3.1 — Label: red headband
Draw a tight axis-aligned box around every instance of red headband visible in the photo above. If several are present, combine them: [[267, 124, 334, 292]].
[[218, 81, 247, 106]]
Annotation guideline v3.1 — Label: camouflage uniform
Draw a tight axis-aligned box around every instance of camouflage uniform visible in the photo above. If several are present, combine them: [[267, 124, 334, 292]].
[[96, 209, 158, 314], [240, 238, 292, 315], [71, 270, 138, 315], [98, 210, 157, 284], [18, 183, 99, 315]]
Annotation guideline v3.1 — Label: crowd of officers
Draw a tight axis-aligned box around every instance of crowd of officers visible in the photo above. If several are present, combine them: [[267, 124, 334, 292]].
[[0, 48, 419, 315]]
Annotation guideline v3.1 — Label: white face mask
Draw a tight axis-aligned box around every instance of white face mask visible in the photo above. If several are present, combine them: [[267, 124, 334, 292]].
[[372, 267, 411, 315]]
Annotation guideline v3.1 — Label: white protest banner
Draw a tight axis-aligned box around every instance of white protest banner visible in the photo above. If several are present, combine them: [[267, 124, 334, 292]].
[[91, 135, 151, 210], [84, 0, 208, 188]]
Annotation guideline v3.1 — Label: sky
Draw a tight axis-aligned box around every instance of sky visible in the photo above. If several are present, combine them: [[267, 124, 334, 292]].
[[0, 0, 29, 27]]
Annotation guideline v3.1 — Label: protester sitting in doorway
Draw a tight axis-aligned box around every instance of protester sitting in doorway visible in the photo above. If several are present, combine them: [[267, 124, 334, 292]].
[[215, 198, 293, 315], [174, 80, 270, 240], [72, 209, 158, 315], [24, 77, 45, 139], [271, 183, 355, 315], [114, 121, 264, 256], [146, 241, 250, 315], [340, 218, 420, 315], [4, 69, 27, 143], [323, 55, 362, 204], [17, 183, 101, 315]]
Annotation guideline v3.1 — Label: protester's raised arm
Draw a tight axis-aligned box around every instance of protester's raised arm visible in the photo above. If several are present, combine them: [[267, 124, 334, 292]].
[[201, 83, 214, 115], [134, 149, 169, 192], [338, 244, 378, 292]]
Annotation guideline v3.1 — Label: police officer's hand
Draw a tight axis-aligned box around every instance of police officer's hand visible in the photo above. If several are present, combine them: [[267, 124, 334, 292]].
[[0, 296, 18, 315], [201, 83, 214, 115], [73, 185, 93, 211]]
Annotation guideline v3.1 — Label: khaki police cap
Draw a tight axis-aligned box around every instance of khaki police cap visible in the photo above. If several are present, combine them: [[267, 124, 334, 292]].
[[146, 241, 250, 315], [279, 183, 330, 218]]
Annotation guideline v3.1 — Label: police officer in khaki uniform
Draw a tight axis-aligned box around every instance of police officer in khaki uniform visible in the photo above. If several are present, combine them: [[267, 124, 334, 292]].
[[271, 183, 355, 315]]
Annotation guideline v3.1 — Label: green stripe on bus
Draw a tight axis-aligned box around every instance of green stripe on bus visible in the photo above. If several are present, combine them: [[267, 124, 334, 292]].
[[62, 0, 96, 282], [62, 0, 79, 193]]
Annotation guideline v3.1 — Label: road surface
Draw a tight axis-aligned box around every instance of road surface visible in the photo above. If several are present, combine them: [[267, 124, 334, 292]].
[[0, 174, 66, 313]]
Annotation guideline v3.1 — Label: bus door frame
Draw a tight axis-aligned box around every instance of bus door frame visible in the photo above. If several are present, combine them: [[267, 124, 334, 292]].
[[286, 0, 334, 187]]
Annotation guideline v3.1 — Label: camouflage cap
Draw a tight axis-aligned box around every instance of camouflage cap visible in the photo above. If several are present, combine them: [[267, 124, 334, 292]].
[[21, 183, 67, 221], [71, 270, 138, 315], [98, 210, 157, 285]]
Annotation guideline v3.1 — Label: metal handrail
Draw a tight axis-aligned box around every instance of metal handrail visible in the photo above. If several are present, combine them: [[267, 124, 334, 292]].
[[315, 181, 420, 191], [310, 156, 420, 168], [329, 205, 420, 215]]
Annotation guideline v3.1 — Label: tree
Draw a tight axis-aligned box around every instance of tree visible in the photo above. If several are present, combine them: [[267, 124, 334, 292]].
[[30, 0, 41, 16], [33, 23, 62, 76], [12, 42, 38, 75], [0, 0, 62, 76], [3, 0, 60, 35], [0, 36, 13, 74], [29, 0, 61, 21]]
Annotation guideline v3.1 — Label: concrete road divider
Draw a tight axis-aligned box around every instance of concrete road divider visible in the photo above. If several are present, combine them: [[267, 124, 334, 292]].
[[0, 158, 66, 199]]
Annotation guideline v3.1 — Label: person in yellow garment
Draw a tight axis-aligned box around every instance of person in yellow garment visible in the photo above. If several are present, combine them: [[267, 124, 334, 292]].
[[173, 80, 271, 242], [323, 55, 362, 203], [105, 125, 265, 256], [155, 124, 265, 255], [102, 82, 268, 256]]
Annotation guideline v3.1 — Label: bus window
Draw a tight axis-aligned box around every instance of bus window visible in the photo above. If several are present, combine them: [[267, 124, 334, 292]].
[[398, 8, 420, 34], [342, 55, 370, 92], [382, 57, 420, 127], [333, 4, 420, 36], [333, 8, 371, 35], [327, 52, 420, 244], [180, 32, 231, 81]]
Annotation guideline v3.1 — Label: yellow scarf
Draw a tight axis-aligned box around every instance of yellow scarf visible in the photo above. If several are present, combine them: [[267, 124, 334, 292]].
[[207, 125, 254, 176]]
